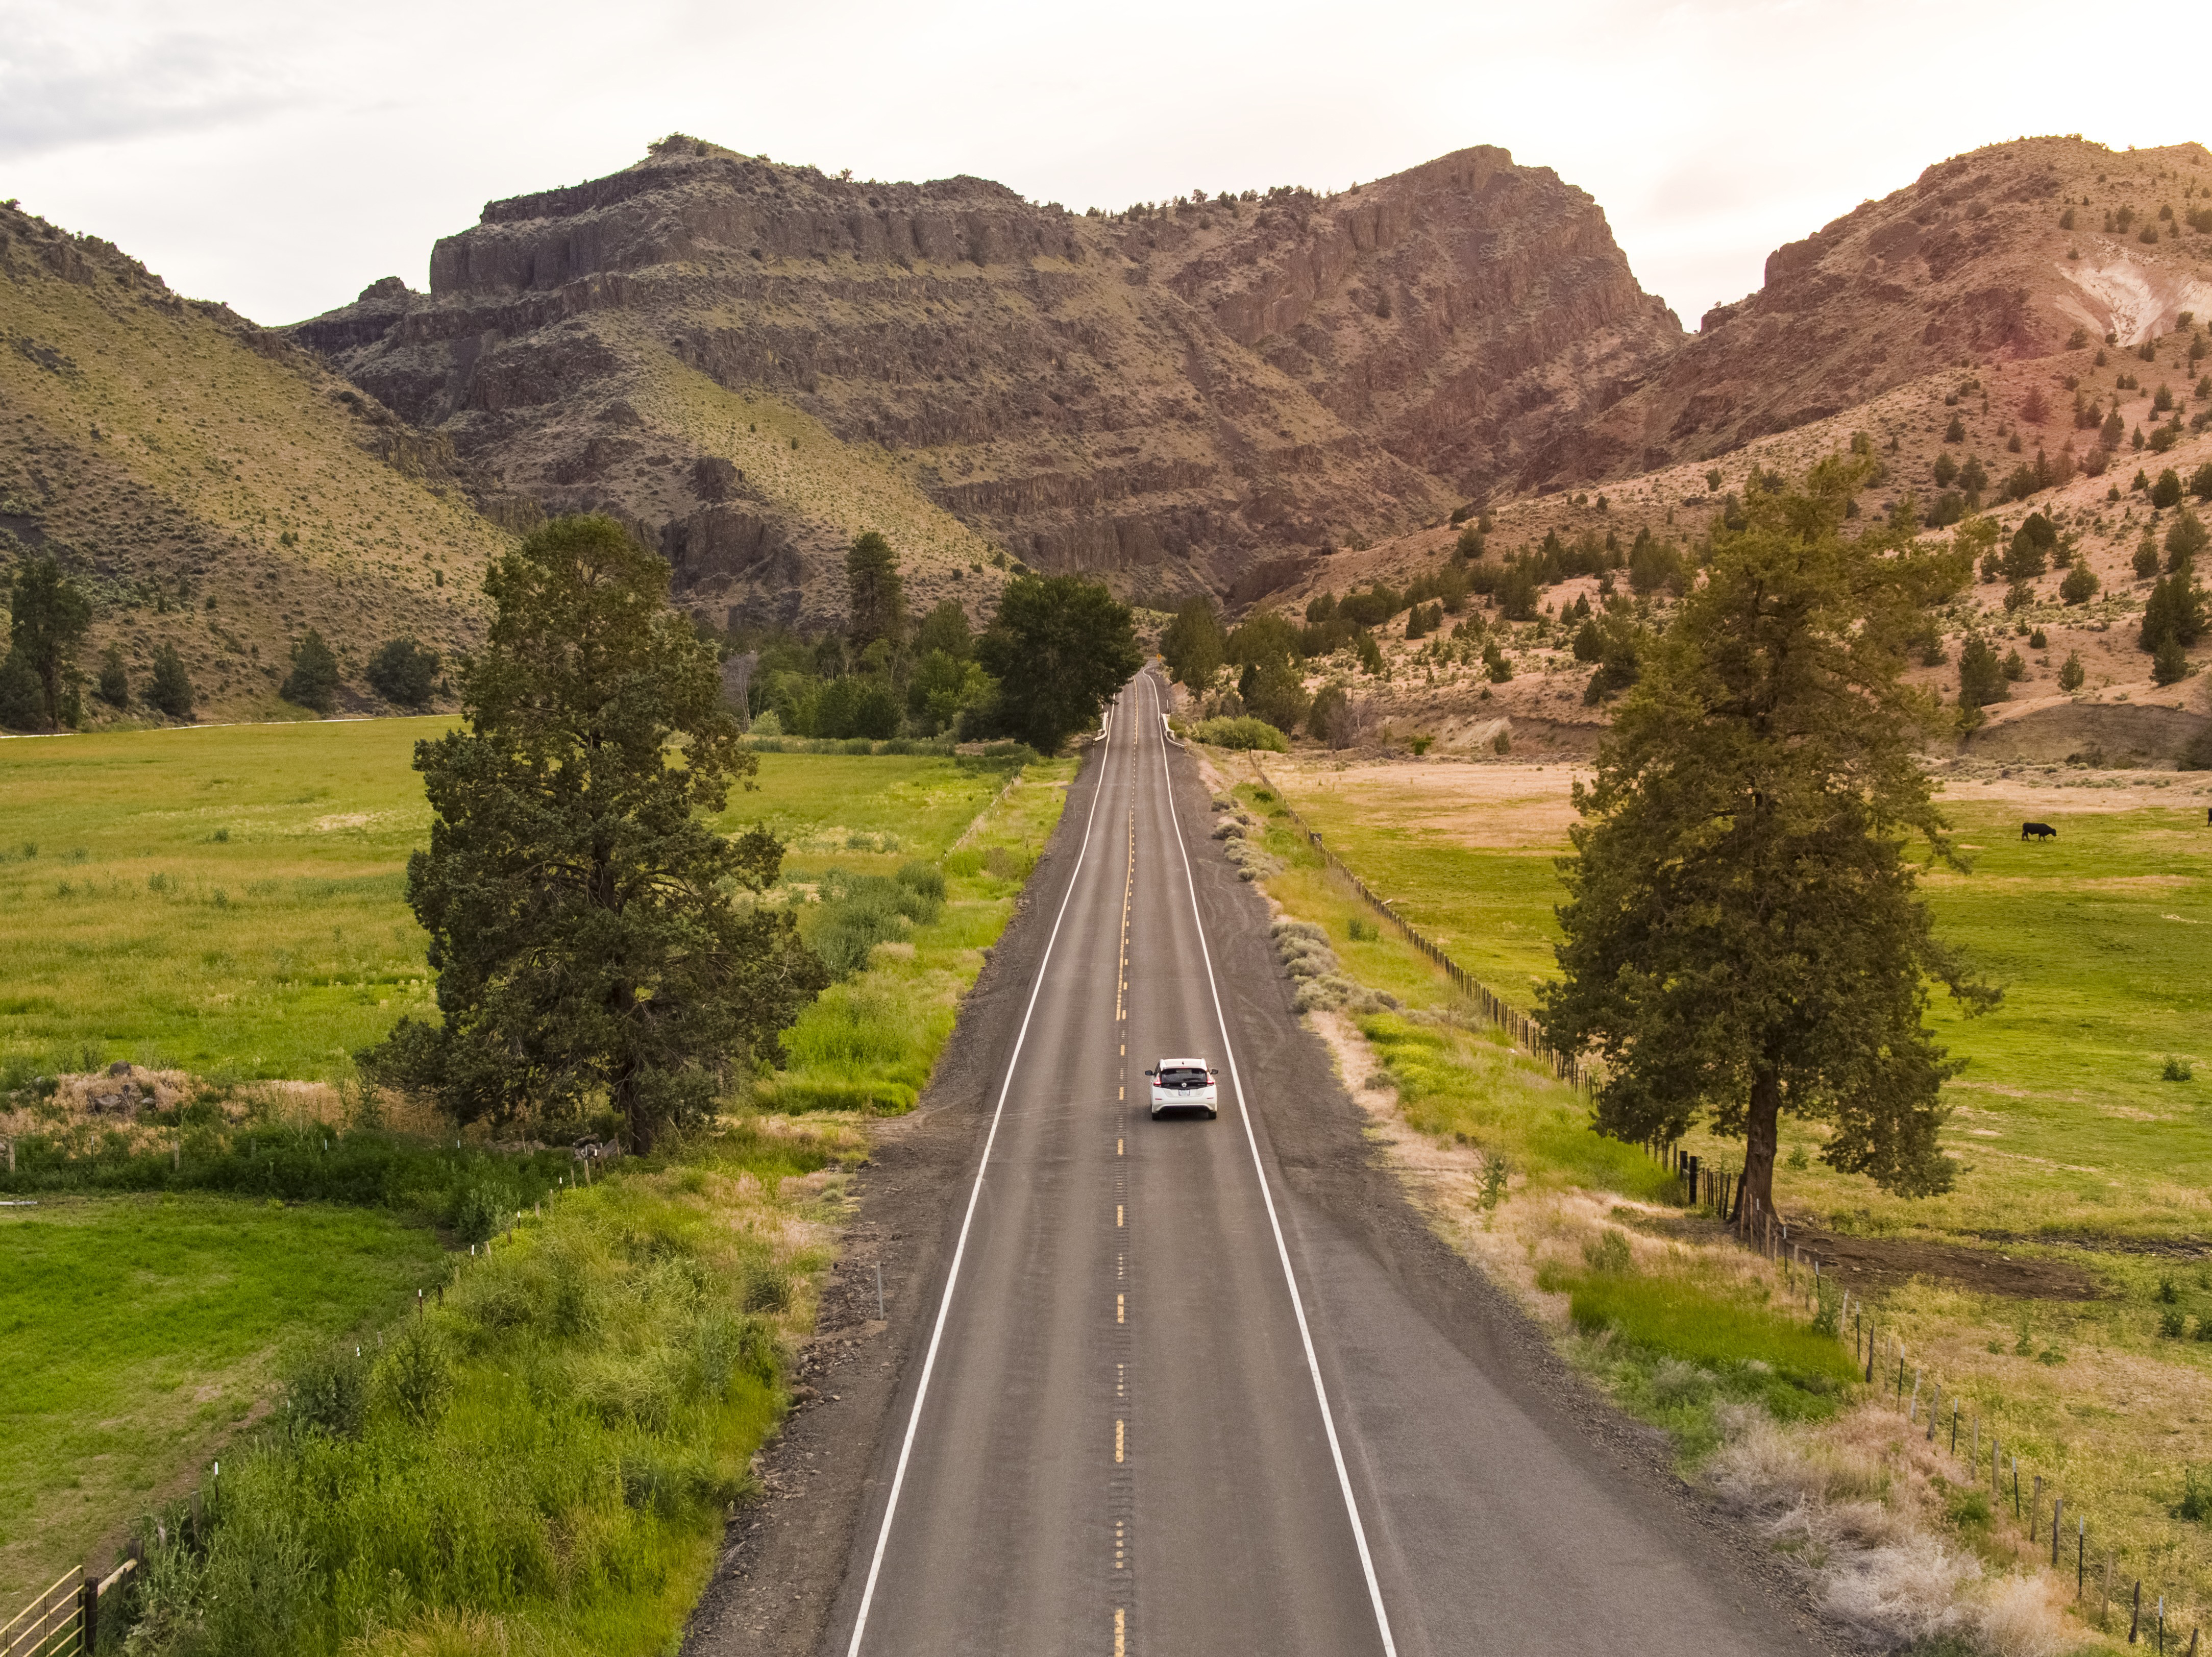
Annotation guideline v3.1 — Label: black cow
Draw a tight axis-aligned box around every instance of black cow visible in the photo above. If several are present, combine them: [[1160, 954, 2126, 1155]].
[[2021, 821, 2057, 841]]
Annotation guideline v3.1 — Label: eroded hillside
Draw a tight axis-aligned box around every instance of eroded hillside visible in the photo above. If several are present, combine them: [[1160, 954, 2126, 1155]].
[[291, 135, 1682, 626]]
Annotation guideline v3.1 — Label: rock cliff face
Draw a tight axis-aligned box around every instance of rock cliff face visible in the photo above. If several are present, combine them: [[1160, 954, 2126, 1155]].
[[1565, 136, 2212, 482], [292, 135, 1682, 624]]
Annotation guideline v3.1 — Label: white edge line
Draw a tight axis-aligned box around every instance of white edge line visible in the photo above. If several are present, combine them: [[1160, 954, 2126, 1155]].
[[1141, 670, 1400, 1657], [843, 694, 1119, 1656]]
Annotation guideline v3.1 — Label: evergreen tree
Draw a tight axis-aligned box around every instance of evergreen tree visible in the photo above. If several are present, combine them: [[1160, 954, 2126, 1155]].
[[2140, 572, 2206, 654], [281, 629, 341, 714], [974, 573, 1141, 752], [366, 637, 441, 707], [1541, 458, 1994, 1228], [6, 556, 91, 729], [845, 531, 905, 654], [913, 599, 973, 662], [361, 516, 827, 1148], [95, 646, 129, 710], [1957, 637, 2009, 708], [1159, 597, 1225, 692], [2058, 650, 2086, 691], [148, 643, 195, 720]]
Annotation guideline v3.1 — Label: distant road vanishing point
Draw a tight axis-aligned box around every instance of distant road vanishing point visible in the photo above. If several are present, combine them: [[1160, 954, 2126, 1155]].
[[818, 669, 1816, 1656]]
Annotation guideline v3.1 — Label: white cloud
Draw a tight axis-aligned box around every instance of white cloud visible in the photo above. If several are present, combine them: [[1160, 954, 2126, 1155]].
[[0, 0, 2203, 327]]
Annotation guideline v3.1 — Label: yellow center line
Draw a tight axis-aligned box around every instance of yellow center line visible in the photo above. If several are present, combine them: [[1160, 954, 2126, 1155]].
[[1117, 1138, 1123, 1156], [1116, 1205, 1124, 1227], [1115, 1418, 1125, 1463], [1115, 1607, 1126, 1654], [1116, 1293, 1124, 1324]]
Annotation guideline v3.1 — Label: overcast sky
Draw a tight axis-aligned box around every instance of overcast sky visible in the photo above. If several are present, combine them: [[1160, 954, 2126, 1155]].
[[2, 0, 2203, 330]]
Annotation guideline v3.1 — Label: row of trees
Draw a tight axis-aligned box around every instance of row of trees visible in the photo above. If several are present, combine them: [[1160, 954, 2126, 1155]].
[[735, 531, 1139, 755], [0, 555, 450, 730]]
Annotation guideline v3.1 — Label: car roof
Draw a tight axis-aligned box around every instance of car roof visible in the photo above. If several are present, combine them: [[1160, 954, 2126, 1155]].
[[1157, 1057, 1209, 1067]]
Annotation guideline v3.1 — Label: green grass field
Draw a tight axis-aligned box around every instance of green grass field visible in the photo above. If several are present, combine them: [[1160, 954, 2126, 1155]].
[[1258, 761, 2212, 1624], [0, 1196, 443, 1606], [1268, 768, 2212, 1242], [0, 721, 1010, 1084], [0, 718, 1054, 1646]]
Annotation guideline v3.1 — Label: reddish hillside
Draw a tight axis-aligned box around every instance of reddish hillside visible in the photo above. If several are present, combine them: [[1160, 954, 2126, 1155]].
[[1557, 136, 2212, 486]]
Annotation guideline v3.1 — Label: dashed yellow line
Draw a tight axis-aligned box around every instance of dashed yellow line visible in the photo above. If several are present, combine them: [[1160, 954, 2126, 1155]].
[[1115, 1418, 1125, 1463], [1115, 1606, 1126, 1652], [1116, 1205, 1124, 1227], [1116, 1293, 1124, 1325]]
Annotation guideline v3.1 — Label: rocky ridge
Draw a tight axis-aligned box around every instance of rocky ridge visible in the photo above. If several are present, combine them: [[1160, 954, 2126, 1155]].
[[1562, 136, 2212, 485], [290, 135, 1684, 626]]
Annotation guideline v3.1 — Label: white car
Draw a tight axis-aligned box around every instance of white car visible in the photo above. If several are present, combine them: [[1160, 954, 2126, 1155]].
[[1146, 1058, 1219, 1119]]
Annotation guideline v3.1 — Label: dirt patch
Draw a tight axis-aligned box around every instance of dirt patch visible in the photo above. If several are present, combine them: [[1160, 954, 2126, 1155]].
[[1793, 1227, 2107, 1301], [1268, 757, 1585, 849]]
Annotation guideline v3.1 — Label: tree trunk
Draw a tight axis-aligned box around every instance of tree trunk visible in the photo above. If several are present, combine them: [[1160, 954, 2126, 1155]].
[[1736, 1066, 1782, 1237]]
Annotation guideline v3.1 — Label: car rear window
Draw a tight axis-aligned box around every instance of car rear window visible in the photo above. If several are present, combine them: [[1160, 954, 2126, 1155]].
[[1159, 1068, 1208, 1089]]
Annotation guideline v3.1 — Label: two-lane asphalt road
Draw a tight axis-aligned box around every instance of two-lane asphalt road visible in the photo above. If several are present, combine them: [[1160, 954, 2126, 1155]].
[[823, 671, 1810, 1656]]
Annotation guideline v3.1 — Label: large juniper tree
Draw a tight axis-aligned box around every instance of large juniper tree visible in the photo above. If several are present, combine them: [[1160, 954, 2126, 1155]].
[[364, 515, 827, 1149], [1539, 459, 1996, 1228]]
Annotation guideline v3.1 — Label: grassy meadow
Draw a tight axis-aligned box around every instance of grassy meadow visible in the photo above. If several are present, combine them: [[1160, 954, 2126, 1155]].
[[0, 719, 1022, 1085], [0, 716, 1069, 1650], [1232, 752, 2212, 1640], [0, 1196, 444, 1607]]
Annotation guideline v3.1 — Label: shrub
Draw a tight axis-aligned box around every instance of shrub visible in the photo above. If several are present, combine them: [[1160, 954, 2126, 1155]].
[[2161, 1307, 2188, 1338], [374, 1321, 453, 1427], [1491, 729, 1511, 756], [2060, 564, 2099, 605], [1944, 415, 1966, 444], [1346, 915, 1378, 942], [286, 1345, 370, 1440], [2166, 1056, 2197, 1081], [1482, 643, 1513, 683], [2193, 461, 2212, 502], [2027, 628, 2047, 650], [2057, 651, 2085, 691], [365, 636, 440, 706], [2001, 648, 2026, 681], [2134, 539, 2162, 579], [1190, 715, 1289, 751], [2179, 1467, 2212, 1522], [2153, 468, 2185, 509]]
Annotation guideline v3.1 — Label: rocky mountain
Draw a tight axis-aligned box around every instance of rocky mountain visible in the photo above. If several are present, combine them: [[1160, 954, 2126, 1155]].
[[1560, 136, 2212, 484], [291, 135, 1683, 627], [0, 202, 522, 721]]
